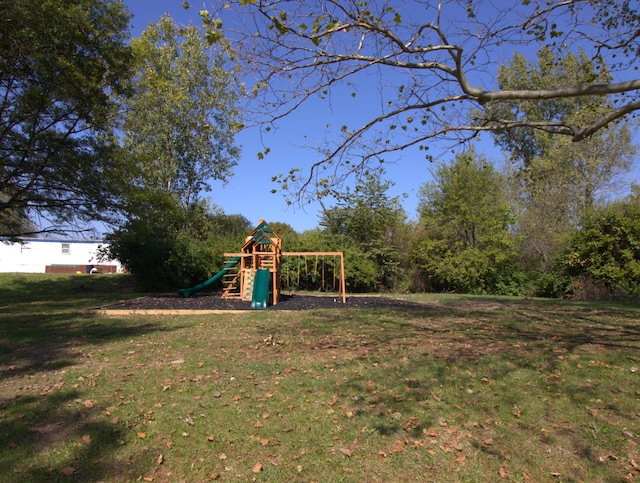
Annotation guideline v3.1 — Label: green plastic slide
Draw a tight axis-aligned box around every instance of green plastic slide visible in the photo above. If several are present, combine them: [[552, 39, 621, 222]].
[[251, 268, 270, 309], [177, 257, 240, 298]]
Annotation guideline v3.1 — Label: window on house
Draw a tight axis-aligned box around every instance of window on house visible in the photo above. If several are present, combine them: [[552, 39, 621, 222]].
[[20, 243, 31, 253], [61, 243, 70, 255]]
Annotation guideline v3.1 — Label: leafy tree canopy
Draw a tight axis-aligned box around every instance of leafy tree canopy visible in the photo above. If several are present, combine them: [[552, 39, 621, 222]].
[[563, 188, 640, 298], [415, 148, 521, 294], [0, 0, 133, 237], [122, 15, 242, 210]]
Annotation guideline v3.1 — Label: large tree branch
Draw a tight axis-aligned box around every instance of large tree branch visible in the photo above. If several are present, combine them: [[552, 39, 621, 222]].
[[206, 0, 640, 201]]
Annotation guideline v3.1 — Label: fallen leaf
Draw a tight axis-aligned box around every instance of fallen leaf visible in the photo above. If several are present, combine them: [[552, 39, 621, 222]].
[[157, 454, 163, 465], [253, 463, 263, 473], [84, 400, 94, 408], [207, 435, 215, 442], [137, 432, 147, 439], [261, 438, 269, 446], [457, 455, 466, 465], [339, 448, 352, 457], [392, 440, 406, 453], [110, 416, 119, 425], [80, 434, 91, 445], [262, 412, 269, 419], [499, 467, 509, 478], [61, 466, 76, 476]]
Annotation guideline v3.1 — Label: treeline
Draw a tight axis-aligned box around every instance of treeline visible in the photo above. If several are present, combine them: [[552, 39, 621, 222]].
[[4, 2, 639, 300], [107, 152, 640, 301]]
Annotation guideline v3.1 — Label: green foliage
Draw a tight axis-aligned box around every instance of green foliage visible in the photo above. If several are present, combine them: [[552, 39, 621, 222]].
[[108, 15, 244, 290], [0, 0, 133, 236], [123, 15, 241, 209], [563, 191, 640, 299], [106, 198, 250, 291], [319, 170, 409, 292], [493, 48, 611, 167], [414, 149, 522, 295], [492, 48, 635, 276]]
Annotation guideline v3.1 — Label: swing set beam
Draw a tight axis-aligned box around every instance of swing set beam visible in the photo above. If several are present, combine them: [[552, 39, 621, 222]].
[[282, 252, 346, 303]]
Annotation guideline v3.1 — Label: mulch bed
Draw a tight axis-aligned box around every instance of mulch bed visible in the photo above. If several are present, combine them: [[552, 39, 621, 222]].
[[104, 293, 430, 311]]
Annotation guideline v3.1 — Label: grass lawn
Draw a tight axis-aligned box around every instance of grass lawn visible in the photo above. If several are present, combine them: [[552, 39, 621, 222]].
[[0, 273, 638, 482]]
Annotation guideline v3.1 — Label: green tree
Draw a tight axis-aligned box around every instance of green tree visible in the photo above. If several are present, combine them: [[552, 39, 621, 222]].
[[414, 149, 521, 294], [107, 16, 243, 289], [320, 170, 409, 292], [122, 15, 242, 209], [197, 1, 640, 202], [563, 188, 640, 299], [107, 201, 248, 291], [0, 0, 132, 237], [493, 48, 636, 274]]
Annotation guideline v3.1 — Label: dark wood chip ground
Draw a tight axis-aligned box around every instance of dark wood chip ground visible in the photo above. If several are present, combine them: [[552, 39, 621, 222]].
[[106, 293, 430, 311]]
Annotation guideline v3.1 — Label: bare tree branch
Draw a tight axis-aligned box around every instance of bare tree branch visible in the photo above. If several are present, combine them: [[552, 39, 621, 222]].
[[203, 0, 640, 202]]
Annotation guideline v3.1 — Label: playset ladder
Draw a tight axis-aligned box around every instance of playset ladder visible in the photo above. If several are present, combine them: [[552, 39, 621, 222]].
[[221, 256, 242, 299]]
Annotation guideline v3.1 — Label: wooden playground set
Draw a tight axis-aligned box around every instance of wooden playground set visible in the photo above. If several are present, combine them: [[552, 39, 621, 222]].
[[178, 220, 346, 307]]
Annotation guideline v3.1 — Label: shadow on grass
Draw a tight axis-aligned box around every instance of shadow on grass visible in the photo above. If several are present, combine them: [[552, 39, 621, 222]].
[[254, 301, 640, 443], [0, 312, 177, 380], [0, 389, 154, 482], [0, 273, 140, 302]]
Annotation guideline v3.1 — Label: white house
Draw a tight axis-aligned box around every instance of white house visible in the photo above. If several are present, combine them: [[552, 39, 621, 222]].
[[0, 238, 122, 274]]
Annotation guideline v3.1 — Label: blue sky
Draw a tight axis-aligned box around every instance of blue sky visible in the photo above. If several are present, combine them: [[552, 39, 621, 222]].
[[122, 1, 639, 232], [123, 0, 454, 232]]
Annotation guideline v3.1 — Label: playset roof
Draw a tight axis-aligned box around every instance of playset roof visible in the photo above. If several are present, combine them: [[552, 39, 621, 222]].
[[241, 220, 282, 252]]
